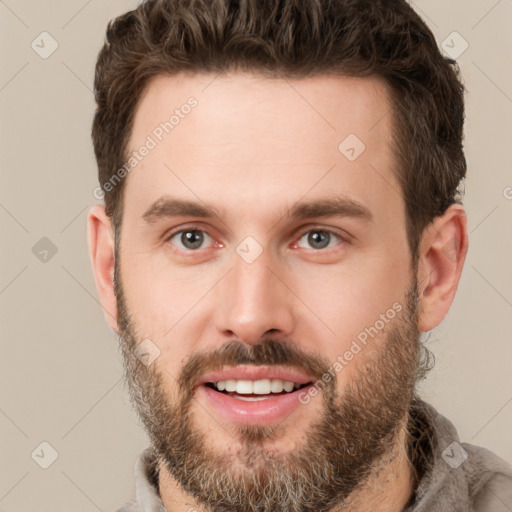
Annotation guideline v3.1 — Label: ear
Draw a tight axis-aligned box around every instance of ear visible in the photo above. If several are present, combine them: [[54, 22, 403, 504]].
[[87, 205, 118, 331], [416, 204, 468, 332]]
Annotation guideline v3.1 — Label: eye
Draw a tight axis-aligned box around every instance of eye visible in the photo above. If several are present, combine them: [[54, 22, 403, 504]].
[[296, 229, 344, 250], [167, 229, 214, 251]]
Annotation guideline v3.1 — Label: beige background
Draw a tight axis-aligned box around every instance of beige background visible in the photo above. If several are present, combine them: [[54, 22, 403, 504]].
[[1, 1, 511, 510]]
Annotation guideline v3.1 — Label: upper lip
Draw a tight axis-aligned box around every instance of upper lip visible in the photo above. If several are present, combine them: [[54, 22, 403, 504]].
[[196, 365, 316, 387]]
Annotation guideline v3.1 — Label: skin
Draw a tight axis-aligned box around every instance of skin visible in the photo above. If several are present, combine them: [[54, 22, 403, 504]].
[[88, 72, 468, 511]]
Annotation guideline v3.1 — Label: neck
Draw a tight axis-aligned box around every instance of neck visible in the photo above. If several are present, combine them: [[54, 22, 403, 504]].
[[339, 421, 415, 511], [157, 420, 415, 512]]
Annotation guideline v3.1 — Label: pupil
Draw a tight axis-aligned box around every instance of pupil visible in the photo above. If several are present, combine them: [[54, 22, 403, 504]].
[[182, 230, 203, 249], [309, 231, 329, 249]]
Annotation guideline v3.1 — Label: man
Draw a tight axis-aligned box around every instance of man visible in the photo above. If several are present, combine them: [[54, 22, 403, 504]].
[[88, 0, 512, 510]]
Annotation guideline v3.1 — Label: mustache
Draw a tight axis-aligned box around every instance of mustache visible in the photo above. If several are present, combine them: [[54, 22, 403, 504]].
[[177, 337, 334, 394]]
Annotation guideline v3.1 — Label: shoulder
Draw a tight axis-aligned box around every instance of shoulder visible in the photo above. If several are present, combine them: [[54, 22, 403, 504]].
[[113, 499, 140, 512], [461, 443, 512, 510], [112, 448, 164, 512], [406, 400, 512, 511]]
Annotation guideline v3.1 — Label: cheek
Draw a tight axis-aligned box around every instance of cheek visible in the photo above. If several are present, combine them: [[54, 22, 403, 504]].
[[120, 249, 213, 332], [119, 256, 222, 379], [290, 257, 409, 367]]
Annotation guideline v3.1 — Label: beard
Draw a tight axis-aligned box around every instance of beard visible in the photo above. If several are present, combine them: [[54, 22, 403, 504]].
[[114, 260, 427, 512]]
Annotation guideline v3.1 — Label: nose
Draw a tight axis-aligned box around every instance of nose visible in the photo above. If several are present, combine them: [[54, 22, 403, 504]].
[[213, 247, 295, 345]]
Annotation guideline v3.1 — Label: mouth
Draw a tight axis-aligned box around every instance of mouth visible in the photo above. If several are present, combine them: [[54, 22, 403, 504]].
[[197, 370, 317, 425], [203, 379, 313, 401]]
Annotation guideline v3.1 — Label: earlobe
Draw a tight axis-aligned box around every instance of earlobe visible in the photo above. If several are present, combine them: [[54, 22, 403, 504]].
[[87, 205, 118, 331], [416, 205, 468, 332]]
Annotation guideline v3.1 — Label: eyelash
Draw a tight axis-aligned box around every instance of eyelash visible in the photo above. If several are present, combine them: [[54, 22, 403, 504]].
[[164, 225, 347, 253]]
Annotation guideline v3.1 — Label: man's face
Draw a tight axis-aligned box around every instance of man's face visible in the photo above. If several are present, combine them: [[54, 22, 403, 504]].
[[115, 73, 421, 511]]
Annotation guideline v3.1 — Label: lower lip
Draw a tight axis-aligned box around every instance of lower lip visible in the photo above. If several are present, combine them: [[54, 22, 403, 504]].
[[197, 384, 314, 426]]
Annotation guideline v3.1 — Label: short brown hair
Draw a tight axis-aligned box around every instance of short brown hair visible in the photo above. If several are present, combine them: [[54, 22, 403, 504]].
[[92, 0, 466, 263]]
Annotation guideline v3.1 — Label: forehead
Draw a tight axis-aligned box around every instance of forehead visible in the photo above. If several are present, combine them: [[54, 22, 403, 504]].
[[123, 72, 401, 227], [130, 72, 394, 151]]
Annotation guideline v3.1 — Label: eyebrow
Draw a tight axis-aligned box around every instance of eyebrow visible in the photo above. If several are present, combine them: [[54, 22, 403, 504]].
[[142, 197, 222, 223], [289, 196, 373, 223], [142, 195, 373, 224]]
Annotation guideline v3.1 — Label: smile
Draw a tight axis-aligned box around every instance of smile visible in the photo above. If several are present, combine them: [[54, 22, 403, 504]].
[[205, 378, 310, 401], [199, 378, 315, 425]]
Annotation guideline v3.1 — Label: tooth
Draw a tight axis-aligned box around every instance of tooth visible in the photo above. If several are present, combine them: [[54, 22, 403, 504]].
[[225, 380, 237, 392], [283, 381, 294, 392], [253, 379, 272, 394], [234, 395, 272, 401], [270, 379, 284, 393], [213, 379, 299, 394], [235, 380, 253, 394]]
